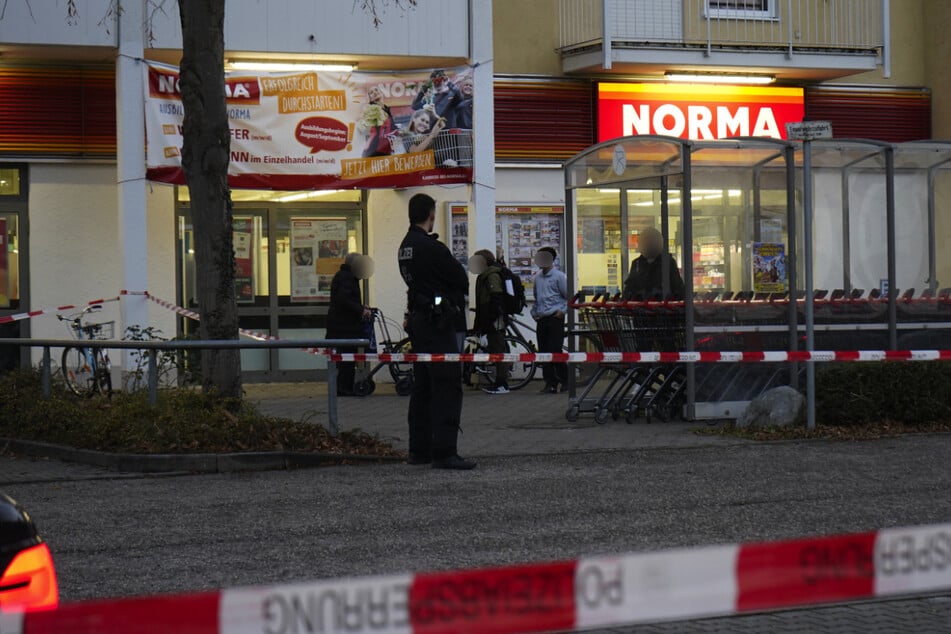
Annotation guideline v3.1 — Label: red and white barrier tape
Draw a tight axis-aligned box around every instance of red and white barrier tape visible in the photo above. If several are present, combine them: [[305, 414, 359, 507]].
[[143, 293, 326, 354], [329, 349, 951, 364], [6, 522, 951, 633], [0, 295, 125, 325]]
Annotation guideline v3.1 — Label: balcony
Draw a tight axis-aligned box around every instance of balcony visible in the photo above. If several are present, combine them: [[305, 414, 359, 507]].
[[559, 0, 885, 80]]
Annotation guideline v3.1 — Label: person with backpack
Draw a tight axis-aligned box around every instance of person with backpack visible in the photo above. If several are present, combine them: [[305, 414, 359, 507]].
[[470, 249, 510, 394], [531, 247, 569, 393]]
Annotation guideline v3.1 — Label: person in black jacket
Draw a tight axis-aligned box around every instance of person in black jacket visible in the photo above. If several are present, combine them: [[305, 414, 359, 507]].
[[398, 193, 474, 470], [622, 227, 685, 301], [326, 253, 371, 396]]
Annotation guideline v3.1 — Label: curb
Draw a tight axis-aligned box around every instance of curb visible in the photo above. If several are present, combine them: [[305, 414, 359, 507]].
[[0, 438, 405, 474]]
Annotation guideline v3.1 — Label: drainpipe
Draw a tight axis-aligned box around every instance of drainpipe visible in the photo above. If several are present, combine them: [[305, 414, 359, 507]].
[[882, 0, 891, 78], [786, 0, 794, 59], [602, 0, 612, 70]]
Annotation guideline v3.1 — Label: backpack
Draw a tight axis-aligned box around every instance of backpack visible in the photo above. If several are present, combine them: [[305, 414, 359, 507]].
[[498, 266, 527, 315]]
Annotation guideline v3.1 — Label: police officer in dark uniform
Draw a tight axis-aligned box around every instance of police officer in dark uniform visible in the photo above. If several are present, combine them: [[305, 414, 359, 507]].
[[398, 193, 475, 470]]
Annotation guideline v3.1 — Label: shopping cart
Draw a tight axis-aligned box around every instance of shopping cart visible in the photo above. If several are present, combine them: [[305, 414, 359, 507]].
[[388, 127, 473, 168], [565, 298, 687, 424]]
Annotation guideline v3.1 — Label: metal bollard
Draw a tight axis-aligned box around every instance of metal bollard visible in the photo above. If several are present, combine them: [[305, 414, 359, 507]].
[[327, 358, 339, 437], [148, 349, 158, 407], [42, 347, 51, 399]]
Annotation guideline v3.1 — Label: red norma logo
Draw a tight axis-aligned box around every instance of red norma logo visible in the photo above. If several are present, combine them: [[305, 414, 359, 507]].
[[598, 83, 805, 141]]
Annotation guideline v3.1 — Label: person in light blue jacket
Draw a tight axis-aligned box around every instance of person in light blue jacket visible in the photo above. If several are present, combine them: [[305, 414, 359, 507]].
[[531, 247, 568, 393]]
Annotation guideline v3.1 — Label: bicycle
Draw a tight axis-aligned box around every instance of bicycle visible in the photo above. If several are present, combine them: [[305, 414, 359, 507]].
[[352, 308, 415, 397], [57, 305, 113, 398], [462, 313, 538, 391]]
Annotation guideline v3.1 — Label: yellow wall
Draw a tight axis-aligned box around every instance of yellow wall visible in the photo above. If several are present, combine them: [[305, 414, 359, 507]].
[[845, 0, 925, 86], [493, 0, 561, 75], [493, 1, 949, 136], [922, 0, 951, 138]]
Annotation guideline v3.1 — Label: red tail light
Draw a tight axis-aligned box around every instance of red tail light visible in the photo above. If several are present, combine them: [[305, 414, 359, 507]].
[[0, 543, 58, 612]]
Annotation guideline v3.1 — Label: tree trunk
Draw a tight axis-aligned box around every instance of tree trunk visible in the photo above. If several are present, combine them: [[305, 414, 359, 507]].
[[178, 0, 241, 398]]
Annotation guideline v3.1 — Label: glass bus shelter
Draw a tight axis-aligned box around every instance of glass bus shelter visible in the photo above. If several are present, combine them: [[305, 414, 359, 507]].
[[564, 136, 951, 420]]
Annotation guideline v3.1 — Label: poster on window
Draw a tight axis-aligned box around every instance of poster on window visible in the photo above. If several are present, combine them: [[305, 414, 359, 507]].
[[145, 62, 474, 190], [447, 204, 564, 293], [581, 218, 606, 253], [752, 242, 787, 292], [502, 211, 563, 291], [450, 206, 469, 268], [233, 218, 254, 303], [290, 219, 348, 302], [0, 218, 7, 307]]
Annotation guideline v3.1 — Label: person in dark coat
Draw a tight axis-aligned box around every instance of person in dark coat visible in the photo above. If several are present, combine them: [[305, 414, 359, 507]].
[[398, 193, 474, 470], [622, 227, 685, 301], [326, 253, 371, 396]]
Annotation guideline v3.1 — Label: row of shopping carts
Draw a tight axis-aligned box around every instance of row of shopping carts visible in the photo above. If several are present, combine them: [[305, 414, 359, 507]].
[[565, 297, 687, 424]]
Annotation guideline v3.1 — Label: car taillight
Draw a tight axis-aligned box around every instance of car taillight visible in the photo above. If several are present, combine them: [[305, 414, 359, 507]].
[[0, 543, 58, 612]]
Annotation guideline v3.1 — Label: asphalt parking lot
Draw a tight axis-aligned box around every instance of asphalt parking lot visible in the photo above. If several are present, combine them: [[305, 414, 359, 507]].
[[5, 426, 951, 632]]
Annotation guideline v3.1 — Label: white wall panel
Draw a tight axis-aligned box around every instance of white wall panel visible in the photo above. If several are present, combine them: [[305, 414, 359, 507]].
[[28, 163, 121, 362], [148, 0, 469, 59], [0, 0, 116, 47]]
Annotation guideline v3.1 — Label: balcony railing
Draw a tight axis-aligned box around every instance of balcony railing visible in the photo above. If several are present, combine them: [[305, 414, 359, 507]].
[[560, 0, 883, 57]]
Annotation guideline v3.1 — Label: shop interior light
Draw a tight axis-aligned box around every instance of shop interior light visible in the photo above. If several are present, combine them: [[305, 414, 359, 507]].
[[665, 73, 775, 85], [228, 61, 355, 72], [275, 190, 345, 203]]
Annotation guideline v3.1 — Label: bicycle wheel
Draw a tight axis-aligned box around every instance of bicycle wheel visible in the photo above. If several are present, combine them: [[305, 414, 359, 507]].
[[462, 336, 489, 388], [94, 350, 113, 398], [62, 347, 96, 397], [503, 337, 537, 391], [387, 337, 414, 382], [469, 337, 537, 391]]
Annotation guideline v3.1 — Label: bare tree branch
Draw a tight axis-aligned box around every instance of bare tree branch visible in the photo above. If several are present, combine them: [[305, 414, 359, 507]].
[[1, 0, 35, 22], [354, 0, 418, 29]]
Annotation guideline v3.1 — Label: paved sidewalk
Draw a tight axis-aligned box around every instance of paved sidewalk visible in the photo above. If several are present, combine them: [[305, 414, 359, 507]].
[[244, 380, 746, 457]]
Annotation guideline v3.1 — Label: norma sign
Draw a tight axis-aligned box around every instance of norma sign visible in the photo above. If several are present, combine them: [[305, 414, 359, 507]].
[[785, 120, 833, 141], [598, 83, 805, 142]]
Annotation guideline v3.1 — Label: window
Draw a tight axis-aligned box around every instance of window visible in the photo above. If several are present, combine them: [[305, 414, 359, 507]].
[[706, 0, 777, 20]]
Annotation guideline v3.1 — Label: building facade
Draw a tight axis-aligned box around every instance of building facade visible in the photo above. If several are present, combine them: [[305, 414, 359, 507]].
[[0, 0, 948, 379]]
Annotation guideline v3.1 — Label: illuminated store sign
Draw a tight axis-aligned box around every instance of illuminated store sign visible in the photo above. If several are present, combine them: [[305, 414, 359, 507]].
[[598, 83, 805, 141]]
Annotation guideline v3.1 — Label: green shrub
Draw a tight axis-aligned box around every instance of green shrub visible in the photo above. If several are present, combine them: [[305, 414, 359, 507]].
[[815, 362, 951, 425], [0, 369, 397, 456]]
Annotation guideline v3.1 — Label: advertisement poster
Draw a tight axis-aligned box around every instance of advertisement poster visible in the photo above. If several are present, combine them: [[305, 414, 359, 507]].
[[581, 219, 606, 253], [449, 204, 564, 291], [606, 253, 619, 290], [0, 218, 7, 307], [760, 217, 785, 243], [753, 242, 787, 292], [145, 63, 474, 190], [450, 205, 469, 267], [502, 208, 563, 291], [233, 218, 254, 303], [290, 219, 348, 302]]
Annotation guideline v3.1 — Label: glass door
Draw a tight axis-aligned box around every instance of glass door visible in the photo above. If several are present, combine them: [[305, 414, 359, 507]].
[[176, 189, 366, 381], [274, 208, 364, 376], [178, 210, 271, 379]]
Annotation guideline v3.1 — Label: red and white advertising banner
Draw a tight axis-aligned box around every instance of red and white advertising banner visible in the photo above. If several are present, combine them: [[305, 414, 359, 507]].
[[145, 63, 474, 190], [598, 83, 805, 142]]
